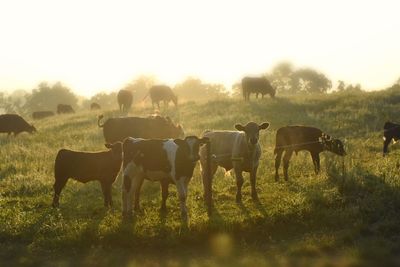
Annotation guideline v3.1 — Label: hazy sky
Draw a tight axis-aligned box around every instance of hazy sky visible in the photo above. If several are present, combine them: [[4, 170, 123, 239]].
[[0, 0, 399, 96]]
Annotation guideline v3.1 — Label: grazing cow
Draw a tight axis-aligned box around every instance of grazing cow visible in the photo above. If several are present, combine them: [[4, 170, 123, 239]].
[[117, 89, 133, 112], [383, 121, 400, 156], [90, 102, 101, 110], [52, 142, 123, 208], [122, 136, 209, 220], [199, 122, 270, 207], [98, 114, 184, 143], [0, 114, 36, 136], [242, 77, 275, 101], [32, 111, 55, 120], [274, 126, 346, 181], [146, 85, 178, 109], [57, 104, 75, 114]]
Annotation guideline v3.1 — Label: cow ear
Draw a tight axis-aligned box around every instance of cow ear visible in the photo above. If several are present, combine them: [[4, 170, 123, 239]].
[[174, 139, 186, 146], [235, 124, 245, 131], [105, 143, 112, 149], [259, 122, 270, 130]]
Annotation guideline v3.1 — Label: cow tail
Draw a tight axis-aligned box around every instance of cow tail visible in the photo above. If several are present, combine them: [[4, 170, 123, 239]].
[[98, 115, 105, 128]]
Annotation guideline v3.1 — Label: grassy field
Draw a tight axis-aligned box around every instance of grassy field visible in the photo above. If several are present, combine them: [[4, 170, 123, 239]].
[[1, 90, 400, 266]]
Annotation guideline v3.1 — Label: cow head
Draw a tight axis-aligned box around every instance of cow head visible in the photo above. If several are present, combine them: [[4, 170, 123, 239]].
[[235, 122, 270, 149], [320, 134, 346, 156], [29, 124, 37, 133], [174, 136, 209, 162], [105, 142, 123, 161]]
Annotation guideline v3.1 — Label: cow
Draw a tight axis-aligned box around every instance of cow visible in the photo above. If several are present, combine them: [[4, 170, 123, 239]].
[[145, 85, 178, 109], [52, 142, 123, 208], [0, 114, 36, 136], [383, 121, 400, 156], [32, 111, 55, 120], [121, 136, 209, 220], [57, 104, 75, 114], [242, 77, 276, 101], [98, 114, 184, 143], [90, 102, 101, 110], [274, 126, 346, 181], [199, 122, 270, 208], [117, 89, 133, 112]]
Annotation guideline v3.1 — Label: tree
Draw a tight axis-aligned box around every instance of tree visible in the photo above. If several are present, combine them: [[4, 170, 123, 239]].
[[122, 75, 157, 104], [82, 92, 118, 110], [337, 80, 345, 91], [24, 82, 78, 112], [268, 62, 295, 93], [174, 77, 228, 101], [291, 68, 332, 93]]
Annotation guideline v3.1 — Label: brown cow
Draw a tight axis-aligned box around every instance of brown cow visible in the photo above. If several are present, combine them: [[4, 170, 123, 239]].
[[57, 104, 75, 114], [0, 114, 36, 136], [98, 114, 184, 143], [52, 142, 123, 208], [274, 126, 346, 181], [147, 85, 178, 109], [117, 89, 133, 112], [90, 102, 101, 110]]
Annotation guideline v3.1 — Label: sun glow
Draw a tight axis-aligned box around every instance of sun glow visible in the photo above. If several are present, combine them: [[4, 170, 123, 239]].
[[0, 0, 400, 96]]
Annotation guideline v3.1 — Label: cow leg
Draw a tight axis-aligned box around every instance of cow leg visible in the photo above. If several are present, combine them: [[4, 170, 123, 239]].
[[52, 176, 68, 207], [274, 149, 284, 181], [100, 181, 112, 207], [256, 93, 259, 99], [283, 150, 294, 181], [234, 168, 245, 203], [250, 165, 259, 201], [176, 177, 188, 221], [122, 174, 132, 217], [160, 179, 169, 211], [133, 176, 144, 212], [311, 153, 321, 174], [201, 161, 217, 208], [383, 138, 391, 156]]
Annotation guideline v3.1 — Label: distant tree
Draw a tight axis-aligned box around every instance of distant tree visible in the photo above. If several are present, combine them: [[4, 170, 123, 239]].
[[24, 82, 78, 112], [0, 90, 29, 114], [174, 77, 228, 101], [345, 83, 362, 92], [268, 62, 295, 93], [291, 68, 332, 93], [337, 80, 345, 91], [82, 91, 117, 110], [231, 82, 242, 98], [122, 75, 157, 104]]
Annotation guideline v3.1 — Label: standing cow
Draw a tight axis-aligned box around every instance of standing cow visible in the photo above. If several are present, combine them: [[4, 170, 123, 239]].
[[242, 77, 275, 101], [383, 121, 400, 156], [57, 104, 75, 114], [0, 114, 36, 136], [146, 85, 178, 109], [199, 121, 270, 208], [117, 89, 133, 112], [274, 126, 346, 181], [122, 136, 209, 220]]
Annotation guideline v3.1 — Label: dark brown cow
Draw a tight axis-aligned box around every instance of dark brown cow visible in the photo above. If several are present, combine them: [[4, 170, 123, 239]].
[[274, 126, 346, 181], [32, 111, 55, 120], [242, 77, 276, 101], [0, 114, 36, 136], [57, 104, 75, 114], [90, 102, 101, 110], [98, 114, 184, 143], [117, 89, 133, 112], [147, 85, 178, 109], [52, 142, 123, 208]]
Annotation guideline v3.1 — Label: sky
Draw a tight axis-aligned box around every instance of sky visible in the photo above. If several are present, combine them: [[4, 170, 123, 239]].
[[0, 0, 399, 97]]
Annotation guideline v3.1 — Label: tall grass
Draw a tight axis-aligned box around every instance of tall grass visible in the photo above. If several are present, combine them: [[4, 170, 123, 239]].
[[1, 90, 400, 266]]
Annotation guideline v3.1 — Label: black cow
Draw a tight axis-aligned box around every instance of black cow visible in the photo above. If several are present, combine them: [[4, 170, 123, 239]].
[[98, 114, 184, 143], [90, 102, 101, 110], [147, 85, 178, 109], [117, 90, 133, 112], [242, 77, 275, 101], [57, 104, 75, 114], [0, 114, 36, 136], [32, 111, 55, 120], [122, 136, 209, 220], [274, 126, 346, 181], [383, 121, 400, 156]]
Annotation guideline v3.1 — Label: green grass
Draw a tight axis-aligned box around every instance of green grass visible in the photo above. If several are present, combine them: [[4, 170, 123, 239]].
[[2, 90, 400, 266]]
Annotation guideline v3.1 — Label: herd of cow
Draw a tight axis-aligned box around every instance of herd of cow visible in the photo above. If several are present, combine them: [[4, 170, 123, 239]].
[[1, 78, 399, 221]]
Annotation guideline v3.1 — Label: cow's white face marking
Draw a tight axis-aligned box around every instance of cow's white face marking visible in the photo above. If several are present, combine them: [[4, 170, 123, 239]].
[[163, 139, 178, 180]]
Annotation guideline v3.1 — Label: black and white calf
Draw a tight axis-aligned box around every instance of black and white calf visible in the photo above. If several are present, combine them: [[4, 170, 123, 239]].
[[122, 136, 209, 220]]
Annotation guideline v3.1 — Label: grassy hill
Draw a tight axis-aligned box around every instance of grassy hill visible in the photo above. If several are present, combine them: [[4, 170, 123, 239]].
[[1, 90, 400, 266]]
